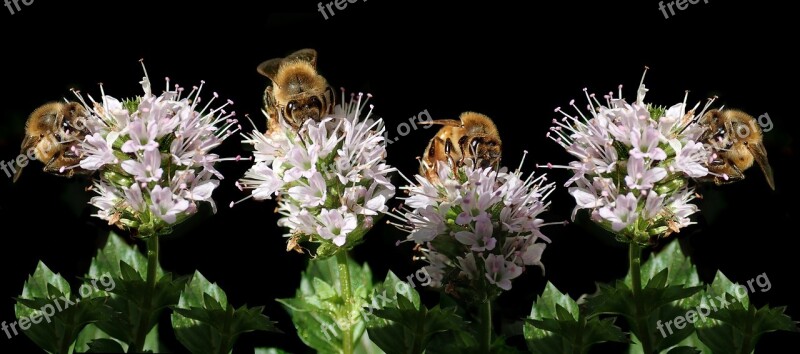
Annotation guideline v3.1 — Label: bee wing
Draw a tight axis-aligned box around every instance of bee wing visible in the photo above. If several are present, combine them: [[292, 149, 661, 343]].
[[258, 49, 318, 82], [749, 142, 775, 190], [419, 119, 462, 127], [19, 133, 35, 151], [257, 58, 284, 82], [12, 166, 24, 183], [13, 135, 35, 183], [285, 48, 318, 67]]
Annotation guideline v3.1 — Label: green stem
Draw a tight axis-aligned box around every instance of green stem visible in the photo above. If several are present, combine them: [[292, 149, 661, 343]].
[[336, 251, 353, 354], [479, 300, 492, 354], [629, 242, 654, 354], [132, 236, 159, 353], [739, 304, 756, 354]]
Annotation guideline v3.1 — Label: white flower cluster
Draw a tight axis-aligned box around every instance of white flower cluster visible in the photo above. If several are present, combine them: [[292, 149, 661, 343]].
[[543, 71, 718, 243], [396, 158, 555, 292], [238, 92, 395, 254], [73, 65, 237, 236]]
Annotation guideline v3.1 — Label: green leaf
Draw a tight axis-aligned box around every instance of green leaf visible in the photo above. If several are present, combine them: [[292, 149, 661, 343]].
[[668, 332, 712, 354], [425, 329, 479, 354], [120, 261, 143, 282], [695, 271, 799, 353], [75, 324, 121, 352], [171, 271, 278, 354], [92, 265, 186, 345], [354, 331, 386, 354], [86, 234, 185, 345], [315, 278, 338, 301], [142, 325, 162, 353], [89, 232, 163, 280], [525, 282, 627, 354], [589, 241, 703, 351], [86, 338, 126, 353], [624, 241, 700, 289], [14, 262, 114, 354], [366, 272, 468, 354], [665, 346, 700, 354], [21, 261, 71, 299], [255, 349, 291, 354], [278, 256, 373, 353], [586, 282, 695, 352], [75, 324, 162, 353]]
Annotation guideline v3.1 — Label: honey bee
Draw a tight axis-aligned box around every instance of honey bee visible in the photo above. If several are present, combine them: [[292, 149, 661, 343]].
[[257, 49, 335, 134], [14, 102, 91, 182], [699, 109, 775, 190], [420, 112, 502, 182]]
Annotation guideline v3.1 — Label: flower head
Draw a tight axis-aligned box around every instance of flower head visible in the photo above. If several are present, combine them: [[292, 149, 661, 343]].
[[237, 91, 396, 257], [72, 63, 237, 237], [393, 154, 558, 296], [541, 68, 719, 243]]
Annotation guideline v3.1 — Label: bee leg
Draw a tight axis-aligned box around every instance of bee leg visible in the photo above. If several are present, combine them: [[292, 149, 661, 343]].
[[42, 154, 63, 175], [449, 155, 459, 176], [714, 164, 745, 185], [324, 86, 336, 115], [42, 152, 79, 178], [707, 155, 726, 167], [264, 86, 280, 134], [263, 86, 275, 110]]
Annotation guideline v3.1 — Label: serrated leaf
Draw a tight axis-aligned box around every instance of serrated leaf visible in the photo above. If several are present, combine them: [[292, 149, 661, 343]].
[[702, 271, 748, 310], [555, 304, 575, 322], [530, 282, 580, 321], [14, 262, 114, 354], [525, 282, 626, 354], [89, 232, 164, 280], [92, 271, 186, 345], [366, 273, 468, 354], [625, 241, 700, 289], [86, 233, 181, 346], [589, 241, 704, 352], [666, 332, 712, 354], [275, 299, 341, 354], [21, 261, 71, 299], [278, 256, 373, 354], [120, 260, 143, 283], [585, 281, 634, 319], [172, 271, 277, 354], [587, 282, 700, 351], [696, 271, 798, 353], [646, 269, 669, 290]]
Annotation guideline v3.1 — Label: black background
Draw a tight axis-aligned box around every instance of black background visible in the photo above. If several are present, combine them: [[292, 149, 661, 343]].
[[1, 0, 798, 352]]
